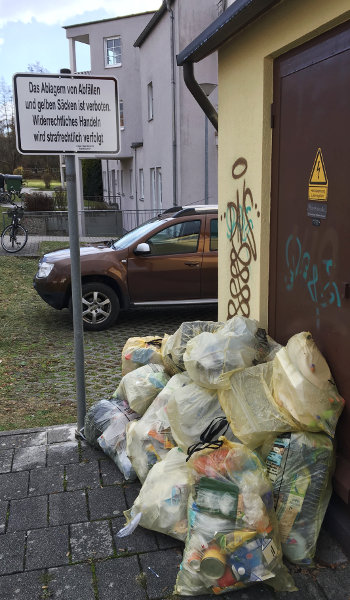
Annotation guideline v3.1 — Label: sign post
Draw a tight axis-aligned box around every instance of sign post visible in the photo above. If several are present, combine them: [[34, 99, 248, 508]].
[[13, 72, 119, 432]]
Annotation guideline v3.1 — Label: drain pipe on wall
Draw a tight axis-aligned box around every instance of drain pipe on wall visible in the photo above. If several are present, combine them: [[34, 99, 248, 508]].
[[183, 62, 218, 131], [166, 0, 177, 207]]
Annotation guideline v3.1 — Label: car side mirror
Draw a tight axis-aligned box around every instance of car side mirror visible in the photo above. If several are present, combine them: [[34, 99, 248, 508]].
[[134, 242, 151, 255]]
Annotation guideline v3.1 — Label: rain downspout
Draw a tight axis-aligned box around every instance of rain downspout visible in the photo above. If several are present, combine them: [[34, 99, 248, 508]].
[[166, 1, 177, 206], [183, 62, 218, 131]]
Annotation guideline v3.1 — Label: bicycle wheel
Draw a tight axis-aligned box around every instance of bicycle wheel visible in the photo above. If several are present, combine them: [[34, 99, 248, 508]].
[[1, 224, 28, 253]]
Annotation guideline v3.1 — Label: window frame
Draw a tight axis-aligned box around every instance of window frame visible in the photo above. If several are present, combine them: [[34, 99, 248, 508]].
[[147, 81, 154, 121], [105, 36, 122, 68]]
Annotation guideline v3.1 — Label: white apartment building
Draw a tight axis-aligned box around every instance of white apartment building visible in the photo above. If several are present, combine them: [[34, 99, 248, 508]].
[[64, 0, 218, 226]]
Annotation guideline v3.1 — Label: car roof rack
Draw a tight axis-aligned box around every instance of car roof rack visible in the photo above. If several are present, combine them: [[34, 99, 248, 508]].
[[170, 205, 218, 217]]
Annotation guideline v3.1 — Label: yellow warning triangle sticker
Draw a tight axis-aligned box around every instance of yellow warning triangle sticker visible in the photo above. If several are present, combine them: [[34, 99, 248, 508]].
[[309, 148, 328, 185]]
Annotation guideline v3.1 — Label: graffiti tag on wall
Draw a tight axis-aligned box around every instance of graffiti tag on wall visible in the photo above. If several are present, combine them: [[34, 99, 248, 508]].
[[220, 158, 259, 319], [285, 234, 341, 326]]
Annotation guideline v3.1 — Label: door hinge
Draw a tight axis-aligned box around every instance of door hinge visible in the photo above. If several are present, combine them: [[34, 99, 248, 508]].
[[271, 103, 275, 129]]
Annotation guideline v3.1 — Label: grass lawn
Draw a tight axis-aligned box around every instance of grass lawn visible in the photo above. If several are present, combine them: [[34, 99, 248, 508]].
[[25, 179, 61, 190], [0, 256, 123, 431]]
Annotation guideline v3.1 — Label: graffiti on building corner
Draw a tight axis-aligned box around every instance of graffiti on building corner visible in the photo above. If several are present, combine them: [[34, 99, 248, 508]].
[[285, 234, 341, 326], [220, 157, 259, 319]]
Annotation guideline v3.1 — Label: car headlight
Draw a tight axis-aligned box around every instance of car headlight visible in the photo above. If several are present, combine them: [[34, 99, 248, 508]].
[[37, 262, 54, 278]]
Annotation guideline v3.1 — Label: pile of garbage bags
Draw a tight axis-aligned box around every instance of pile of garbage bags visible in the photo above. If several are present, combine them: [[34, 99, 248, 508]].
[[83, 315, 344, 595]]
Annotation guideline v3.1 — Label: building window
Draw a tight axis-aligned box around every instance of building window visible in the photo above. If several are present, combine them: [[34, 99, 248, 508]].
[[156, 167, 162, 209], [105, 37, 121, 67], [120, 170, 124, 196], [119, 100, 124, 129], [150, 167, 162, 210], [129, 169, 133, 197], [139, 168, 144, 200], [147, 82, 153, 121], [150, 168, 156, 208]]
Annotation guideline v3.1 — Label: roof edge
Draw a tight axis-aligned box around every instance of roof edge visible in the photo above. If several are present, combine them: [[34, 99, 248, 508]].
[[177, 0, 282, 65], [134, 0, 174, 48], [63, 10, 156, 30]]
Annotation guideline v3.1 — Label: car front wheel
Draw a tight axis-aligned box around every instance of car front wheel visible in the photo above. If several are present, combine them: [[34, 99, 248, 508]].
[[70, 282, 120, 331]]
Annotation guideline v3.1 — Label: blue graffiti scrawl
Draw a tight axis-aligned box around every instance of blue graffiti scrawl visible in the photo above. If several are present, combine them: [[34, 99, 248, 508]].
[[285, 234, 341, 326]]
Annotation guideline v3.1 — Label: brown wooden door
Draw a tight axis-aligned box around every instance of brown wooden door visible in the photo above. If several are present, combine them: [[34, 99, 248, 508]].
[[270, 21, 350, 501]]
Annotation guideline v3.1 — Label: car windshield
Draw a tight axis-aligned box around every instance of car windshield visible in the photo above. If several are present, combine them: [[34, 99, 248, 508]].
[[112, 217, 168, 250]]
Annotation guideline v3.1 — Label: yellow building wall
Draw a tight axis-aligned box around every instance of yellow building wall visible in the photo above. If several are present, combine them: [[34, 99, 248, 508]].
[[217, 0, 350, 328]]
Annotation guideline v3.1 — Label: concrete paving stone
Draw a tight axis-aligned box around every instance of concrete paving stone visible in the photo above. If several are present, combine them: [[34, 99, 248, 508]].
[[0, 500, 8, 533], [139, 548, 183, 599], [0, 449, 13, 473], [7, 495, 48, 532], [275, 569, 325, 600], [47, 424, 76, 444], [49, 490, 88, 526], [0, 431, 47, 449], [315, 528, 349, 566], [314, 564, 350, 600], [48, 563, 95, 600], [0, 471, 29, 501], [111, 516, 159, 553], [88, 484, 127, 519], [80, 440, 106, 461], [0, 531, 25, 575], [124, 481, 142, 508], [70, 520, 114, 561], [12, 445, 47, 471], [95, 555, 146, 600], [47, 441, 80, 466], [156, 531, 184, 550], [100, 457, 125, 485], [0, 569, 46, 600], [65, 461, 101, 491], [29, 465, 64, 496], [26, 525, 69, 570]]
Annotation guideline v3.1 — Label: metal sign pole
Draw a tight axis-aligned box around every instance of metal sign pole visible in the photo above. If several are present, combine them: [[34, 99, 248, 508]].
[[65, 154, 86, 432]]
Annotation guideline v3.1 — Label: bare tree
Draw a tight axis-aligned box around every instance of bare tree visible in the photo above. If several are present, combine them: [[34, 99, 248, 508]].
[[27, 62, 49, 74]]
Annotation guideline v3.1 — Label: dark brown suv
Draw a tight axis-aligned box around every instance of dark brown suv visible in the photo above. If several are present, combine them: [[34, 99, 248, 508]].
[[34, 205, 218, 331]]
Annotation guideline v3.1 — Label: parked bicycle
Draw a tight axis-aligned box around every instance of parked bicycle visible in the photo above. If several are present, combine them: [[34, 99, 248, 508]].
[[1, 201, 28, 253]]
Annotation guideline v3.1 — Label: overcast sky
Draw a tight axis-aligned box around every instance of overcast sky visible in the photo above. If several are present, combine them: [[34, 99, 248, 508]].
[[0, 0, 160, 86]]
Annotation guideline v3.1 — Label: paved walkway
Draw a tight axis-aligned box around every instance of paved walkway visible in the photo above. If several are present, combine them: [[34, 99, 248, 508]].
[[0, 424, 349, 600]]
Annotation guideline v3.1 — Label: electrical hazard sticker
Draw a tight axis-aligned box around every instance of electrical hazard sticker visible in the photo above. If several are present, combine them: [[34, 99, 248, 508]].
[[308, 148, 328, 201]]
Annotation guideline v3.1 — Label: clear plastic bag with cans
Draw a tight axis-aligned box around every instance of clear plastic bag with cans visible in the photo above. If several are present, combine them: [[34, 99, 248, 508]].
[[174, 439, 295, 596], [265, 431, 335, 565]]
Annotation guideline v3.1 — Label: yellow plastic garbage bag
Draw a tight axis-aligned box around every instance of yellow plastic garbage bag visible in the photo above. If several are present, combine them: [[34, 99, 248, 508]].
[[121, 336, 163, 376], [265, 431, 335, 565], [161, 320, 222, 376], [113, 363, 170, 415], [126, 373, 190, 482], [123, 447, 190, 541], [174, 439, 295, 596], [183, 316, 278, 390], [167, 380, 233, 452], [273, 332, 344, 436], [219, 362, 298, 449]]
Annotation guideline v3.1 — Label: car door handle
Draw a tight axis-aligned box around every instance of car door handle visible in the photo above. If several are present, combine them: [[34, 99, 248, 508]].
[[185, 262, 200, 267]]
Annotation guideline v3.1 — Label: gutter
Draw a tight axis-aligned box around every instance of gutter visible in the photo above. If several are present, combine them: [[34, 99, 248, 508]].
[[177, 0, 282, 130], [183, 63, 218, 131], [166, 0, 177, 206]]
